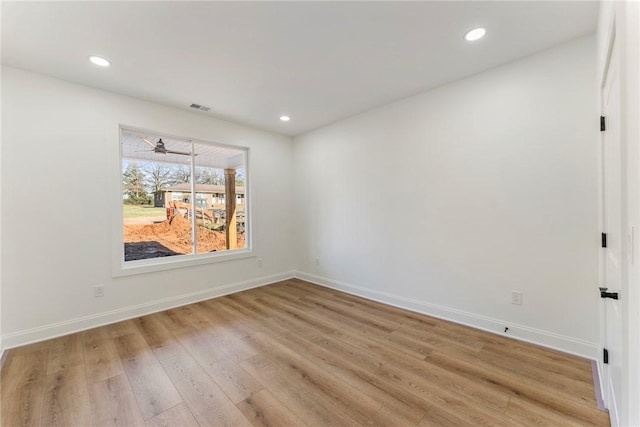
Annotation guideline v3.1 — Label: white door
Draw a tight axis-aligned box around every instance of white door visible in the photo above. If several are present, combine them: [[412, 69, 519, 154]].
[[601, 31, 624, 426]]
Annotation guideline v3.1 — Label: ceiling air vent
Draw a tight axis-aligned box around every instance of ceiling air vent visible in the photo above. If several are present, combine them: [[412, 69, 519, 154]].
[[190, 103, 211, 112]]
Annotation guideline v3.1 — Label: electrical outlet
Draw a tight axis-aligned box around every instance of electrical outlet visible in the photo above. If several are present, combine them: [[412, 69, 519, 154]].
[[94, 285, 104, 298], [511, 291, 522, 305], [258, 258, 263, 268]]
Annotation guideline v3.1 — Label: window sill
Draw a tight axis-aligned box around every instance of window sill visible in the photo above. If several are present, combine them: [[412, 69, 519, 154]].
[[113, 249, 255, 277]]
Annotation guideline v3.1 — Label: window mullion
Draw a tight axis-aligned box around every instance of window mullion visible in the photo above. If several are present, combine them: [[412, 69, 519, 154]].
[[190, 141, 197, 256]]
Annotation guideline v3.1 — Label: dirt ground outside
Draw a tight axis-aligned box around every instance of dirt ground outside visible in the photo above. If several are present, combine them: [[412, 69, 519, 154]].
[[124, 214, 245, 261]]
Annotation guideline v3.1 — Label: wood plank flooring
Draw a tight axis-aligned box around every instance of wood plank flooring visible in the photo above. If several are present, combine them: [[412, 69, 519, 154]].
[[0, 279, 610, 426]]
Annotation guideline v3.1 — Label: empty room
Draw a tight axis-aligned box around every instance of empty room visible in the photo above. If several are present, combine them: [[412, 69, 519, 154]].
[[1, 1, 639, 426]]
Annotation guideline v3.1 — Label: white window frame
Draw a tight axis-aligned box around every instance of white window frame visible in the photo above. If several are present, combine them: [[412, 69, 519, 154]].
[[113, 125, 253, 277]]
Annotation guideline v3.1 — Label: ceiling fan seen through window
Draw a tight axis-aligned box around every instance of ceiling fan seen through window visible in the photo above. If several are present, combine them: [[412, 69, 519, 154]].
[[137, 137, 194, 156]]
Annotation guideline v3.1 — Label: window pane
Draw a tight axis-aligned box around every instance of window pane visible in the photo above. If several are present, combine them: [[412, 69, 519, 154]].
[[122, 131, 193, 261], [193, 142, 247, 254]]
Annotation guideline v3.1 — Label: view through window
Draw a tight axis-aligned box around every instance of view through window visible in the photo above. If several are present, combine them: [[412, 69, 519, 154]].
[[121, 129, 248, 263]]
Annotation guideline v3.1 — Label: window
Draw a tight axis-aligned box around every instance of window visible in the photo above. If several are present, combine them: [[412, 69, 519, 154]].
[[120, 128, 249, 267]]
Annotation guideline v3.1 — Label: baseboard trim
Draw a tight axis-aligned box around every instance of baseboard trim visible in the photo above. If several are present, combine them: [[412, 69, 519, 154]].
[[294, 271, 598, 360], [2, 271, 295, 350], [591, 361, 607, 411], [608, 377, 620, 427], [0, 340, 5, 373]]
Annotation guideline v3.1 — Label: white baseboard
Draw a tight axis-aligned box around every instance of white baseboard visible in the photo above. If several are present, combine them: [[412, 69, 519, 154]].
[[0, 338, 5, 372], [1, 271, 295, 350], [591, 360, 607, 411], [2, 270, 599, 362], [295, 271, 599, 361], [608, 377, 620, 427]]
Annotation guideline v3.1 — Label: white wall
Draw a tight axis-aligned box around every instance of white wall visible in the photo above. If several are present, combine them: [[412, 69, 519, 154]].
[[1, 67, 295, 347], [293, 36, 599, 358]]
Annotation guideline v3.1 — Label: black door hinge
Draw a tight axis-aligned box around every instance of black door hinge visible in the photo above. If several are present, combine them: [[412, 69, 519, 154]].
[[600, 287, 619, 300], [600, 116, 606, 132], [603, 348, 609, 364], [602, 233, 607, 248]]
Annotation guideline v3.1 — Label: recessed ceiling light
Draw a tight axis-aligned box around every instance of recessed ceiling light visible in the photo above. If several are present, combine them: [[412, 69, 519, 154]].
[[280, 115, 291, 122], [464, 28, 486, 42], [89, 55, 110, 67]]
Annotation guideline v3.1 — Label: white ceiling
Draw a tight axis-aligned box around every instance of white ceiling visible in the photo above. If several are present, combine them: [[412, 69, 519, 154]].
[[2, 1, 598, 136]]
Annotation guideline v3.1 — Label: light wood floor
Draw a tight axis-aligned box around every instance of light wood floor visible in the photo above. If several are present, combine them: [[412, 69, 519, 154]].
[[1, 279, 609, 426]]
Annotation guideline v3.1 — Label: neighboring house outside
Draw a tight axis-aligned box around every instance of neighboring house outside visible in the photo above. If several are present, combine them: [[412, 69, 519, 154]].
[[154, 183, 245, 208]]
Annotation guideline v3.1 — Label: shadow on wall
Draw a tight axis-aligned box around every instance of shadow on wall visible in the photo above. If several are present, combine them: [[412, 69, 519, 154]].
[[124, 241, 180, 261]]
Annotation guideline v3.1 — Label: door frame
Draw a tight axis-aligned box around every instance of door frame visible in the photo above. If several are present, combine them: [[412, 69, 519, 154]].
[[599, 17, 623, 424], [597, 3, 640, 426]]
